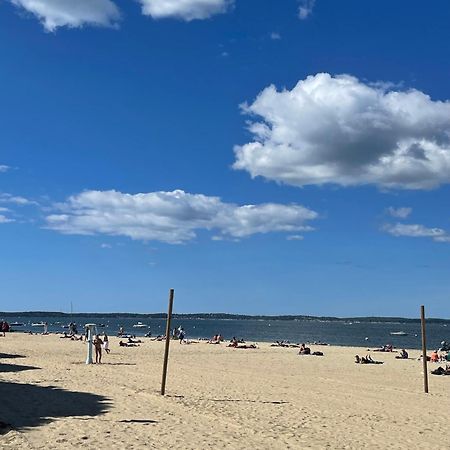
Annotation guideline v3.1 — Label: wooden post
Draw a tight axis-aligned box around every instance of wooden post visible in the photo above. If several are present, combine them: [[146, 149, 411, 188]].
[[420, 305, 429, 394], [161, 288, 174, 396]]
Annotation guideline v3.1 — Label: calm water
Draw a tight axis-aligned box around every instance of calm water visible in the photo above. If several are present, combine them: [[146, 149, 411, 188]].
[[3, 315, 449, 349]]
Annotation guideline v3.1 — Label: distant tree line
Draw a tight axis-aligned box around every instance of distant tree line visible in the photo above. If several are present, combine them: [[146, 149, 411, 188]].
[[0, 311, 449, 323]]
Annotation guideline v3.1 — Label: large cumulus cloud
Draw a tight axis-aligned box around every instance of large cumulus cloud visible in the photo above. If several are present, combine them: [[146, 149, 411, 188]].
[[233, 73, 450, 190], [46, 189, 318, 243]]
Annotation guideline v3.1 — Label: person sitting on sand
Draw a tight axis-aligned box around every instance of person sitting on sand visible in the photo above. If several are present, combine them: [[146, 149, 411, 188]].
[[93, 335, 103, 364], [298, 344, 311, 355], [208, 334, 220, 344], [395, 349, 408, 359], [430, 350, 439, 363], [228, 337, 238, 348]]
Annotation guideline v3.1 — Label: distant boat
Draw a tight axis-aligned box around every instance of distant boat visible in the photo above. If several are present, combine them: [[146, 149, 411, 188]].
[[390, 331, 408, 336], [133, 322, 148, 328], [98, 324, 106, 328], [10, 322, 24, 327], [31, 322, 46, 327]]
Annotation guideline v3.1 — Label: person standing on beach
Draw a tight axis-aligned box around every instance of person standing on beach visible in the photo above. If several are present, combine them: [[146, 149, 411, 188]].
[[93, 334, 104, 363], [178, 327, 185, 344], [103, 333, 110, 354]]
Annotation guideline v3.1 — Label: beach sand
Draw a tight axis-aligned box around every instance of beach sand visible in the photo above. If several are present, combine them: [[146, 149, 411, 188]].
[[1, 333, 449, 449]]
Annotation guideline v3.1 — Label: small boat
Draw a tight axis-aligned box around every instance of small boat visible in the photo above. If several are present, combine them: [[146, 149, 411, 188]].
[[132, 322, 148, 328], [98, 324, 106, 328], [10, 322, 24, 327], [31, 322, 46, 327], [390, 331, 408, 336]]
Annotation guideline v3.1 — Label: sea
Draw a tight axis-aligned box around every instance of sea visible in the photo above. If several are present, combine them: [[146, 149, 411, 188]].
[[2, 315, 449, 350]]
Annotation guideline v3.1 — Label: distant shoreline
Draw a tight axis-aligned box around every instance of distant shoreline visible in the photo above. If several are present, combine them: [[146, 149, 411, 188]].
[[1, 311, 449, 323]]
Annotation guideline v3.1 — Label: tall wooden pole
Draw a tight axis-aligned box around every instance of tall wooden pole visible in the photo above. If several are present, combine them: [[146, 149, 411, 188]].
[[161, 288, 174, 396], [420, 305, 429, 394]]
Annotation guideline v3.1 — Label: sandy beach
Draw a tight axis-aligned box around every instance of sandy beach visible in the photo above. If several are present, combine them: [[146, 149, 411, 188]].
[[1, 333, 449, 449]]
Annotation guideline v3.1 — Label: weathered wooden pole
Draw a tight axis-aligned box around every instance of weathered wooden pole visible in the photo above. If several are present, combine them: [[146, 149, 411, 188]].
[[420, 305, 429, 394], [161, 288, 174, 396]]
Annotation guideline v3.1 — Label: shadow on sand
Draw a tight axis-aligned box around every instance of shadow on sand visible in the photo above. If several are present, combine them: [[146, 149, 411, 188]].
[[0, 381, 110, 432], [0, 362, 39, 373], [0, 353, 26, 359], [0, 355, 110, 433]]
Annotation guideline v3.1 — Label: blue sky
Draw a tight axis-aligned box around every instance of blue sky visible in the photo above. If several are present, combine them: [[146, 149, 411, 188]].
[[1, 0, 450, 317]]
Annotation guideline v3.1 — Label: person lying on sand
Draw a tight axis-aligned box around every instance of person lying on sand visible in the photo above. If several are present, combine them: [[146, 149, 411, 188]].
[[431, 365, 450, 375], [128, 337, 142, 344], [373, 344, 393, 352], [271, 340, 290, 347], [119, 340, 139, 347], [356, 354, 383, 364], [234, 344, 258, 349]]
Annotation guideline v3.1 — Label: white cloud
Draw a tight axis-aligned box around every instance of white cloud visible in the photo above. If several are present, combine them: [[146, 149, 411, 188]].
[[286, 234, 304, 241], [10, 0, 121, 31], [387, 207, 412, 219], [45, 189, 318, 244], [298, 0, 315, 19], [0, 193, 37, 206], [0, 165, 10, 173], [270, 32, 281, 40], [233, 73, 450, 190], [0, 215, 14, 224], [100, 243, 112, 249], [383, 222, 450, 243], [138, 0, 232, 21]]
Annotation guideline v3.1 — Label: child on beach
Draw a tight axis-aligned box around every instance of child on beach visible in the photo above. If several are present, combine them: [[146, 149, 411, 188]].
[[93, 335, 104, 364]]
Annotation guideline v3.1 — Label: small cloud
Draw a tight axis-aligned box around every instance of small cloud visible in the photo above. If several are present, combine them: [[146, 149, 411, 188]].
[[286, 234, 304, 241], [0, 165, 10, 173], [0, 193, 38, 206], [270, 32, 281, 40], [100, 243, 112, 249], [148, 261, 157, 267], [298, 0, 315, 20], [138, 0, 233, 21], [221, 51, 229, 57], [10, 0, 121, 32], [0, 214, 14, 224], [382, 222, 450, 243], [386, 207, 412, 219]]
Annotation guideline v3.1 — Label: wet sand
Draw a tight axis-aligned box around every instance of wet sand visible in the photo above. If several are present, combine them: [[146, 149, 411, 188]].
[[1, 333, 449, 449]]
